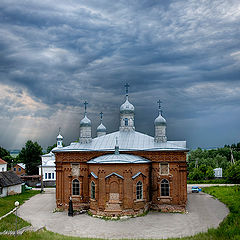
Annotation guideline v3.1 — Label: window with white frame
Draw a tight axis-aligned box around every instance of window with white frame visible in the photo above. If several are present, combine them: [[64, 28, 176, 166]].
[[52, 173, 54, 179], [136, 181, 143, 200], [91, 181, 95, 199], [161, 179, 169, 196], [72, 179, 80, 195], [45, 173, 47, 179], [160, 163, 169, 175], [48, 173, 51, 179]]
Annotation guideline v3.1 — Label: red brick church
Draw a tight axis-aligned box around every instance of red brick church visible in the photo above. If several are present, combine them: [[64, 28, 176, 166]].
[[53, 85, 188, 216]]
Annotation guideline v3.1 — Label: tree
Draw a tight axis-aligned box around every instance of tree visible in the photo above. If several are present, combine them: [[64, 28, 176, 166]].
[[47, 143, 65, 153], [225, 161, 240, 183], [188, 168, 204, 181], [0, 146, 10, 159], [47, 143, 57, 153], [206, 166, 215, 179], [0, 146, 14, 168], [18, 140, 43, 175]]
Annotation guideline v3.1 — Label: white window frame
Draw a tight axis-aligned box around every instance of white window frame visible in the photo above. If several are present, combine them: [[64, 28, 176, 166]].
[[160, 179, 170, 197], [136, 181, 143, 200], [72, 179, 80, 196], [91, 181, 95, 200]]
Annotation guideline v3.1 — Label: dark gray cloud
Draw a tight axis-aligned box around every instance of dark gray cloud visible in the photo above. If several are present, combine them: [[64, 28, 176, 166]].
[[0, 0, 240, 149]]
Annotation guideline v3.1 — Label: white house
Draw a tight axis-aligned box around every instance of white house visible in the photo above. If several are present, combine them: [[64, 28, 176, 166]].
[[213, 168, 222, 178], [0, 158, 7, 172], [39, 132, 63, 186], [39, 152, 56, 186], [0, 171, 23, 197]]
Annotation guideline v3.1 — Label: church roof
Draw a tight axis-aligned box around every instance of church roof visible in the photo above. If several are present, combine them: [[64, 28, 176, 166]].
[[41, 152, 55, 166], [88, 153, 150, 164], [53, 130, 187, 152]]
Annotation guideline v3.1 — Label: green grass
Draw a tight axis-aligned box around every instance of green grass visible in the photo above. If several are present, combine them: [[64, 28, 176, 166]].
[[0, 190, 40, 232], [1, 186, 240, 239]]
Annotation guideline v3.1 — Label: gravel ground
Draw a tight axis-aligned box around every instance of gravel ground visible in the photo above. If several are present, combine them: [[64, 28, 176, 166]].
[[18, 186, 229, 239]]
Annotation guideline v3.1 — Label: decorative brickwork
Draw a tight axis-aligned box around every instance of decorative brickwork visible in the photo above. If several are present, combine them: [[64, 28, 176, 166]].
[[55, 149, 187, 216]]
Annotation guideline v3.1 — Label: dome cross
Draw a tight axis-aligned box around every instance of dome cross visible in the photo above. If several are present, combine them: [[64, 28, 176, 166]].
[[157, 99, 163, 115], [100, 112, 103, 122], [84, 100, 88, 115], [125, 83, 130, 96]]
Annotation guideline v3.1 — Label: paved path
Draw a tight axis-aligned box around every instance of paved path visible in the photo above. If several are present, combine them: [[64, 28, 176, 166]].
[[18, 187, 229, 239]]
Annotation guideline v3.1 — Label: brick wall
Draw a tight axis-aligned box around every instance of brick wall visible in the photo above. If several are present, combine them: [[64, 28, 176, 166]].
[[55, 150, 187, 215]]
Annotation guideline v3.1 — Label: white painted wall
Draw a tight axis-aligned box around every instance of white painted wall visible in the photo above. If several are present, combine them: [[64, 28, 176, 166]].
[[39, 166, 56, 181], [0, 163, 7, 172], [0, 184, 22, 198], [214, 168, 222, 178]]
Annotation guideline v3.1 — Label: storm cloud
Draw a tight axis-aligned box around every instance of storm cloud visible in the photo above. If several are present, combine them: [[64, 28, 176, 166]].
[[0, 0, 239, 149]]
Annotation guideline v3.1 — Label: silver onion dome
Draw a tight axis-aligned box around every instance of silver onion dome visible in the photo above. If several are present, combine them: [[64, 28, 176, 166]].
[[97, 123, 106, 133], [154, 113, 166, 126], [80, 115, 91, 127], [56, 133, 63, 140], [120, 97, 135, 114]]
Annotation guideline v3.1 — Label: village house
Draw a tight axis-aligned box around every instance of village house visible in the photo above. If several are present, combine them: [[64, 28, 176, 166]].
[[12, 163, 26, 176], [0, 171, 23, 197], [53, 85, 188, 216], [0, 158, 7, 172]]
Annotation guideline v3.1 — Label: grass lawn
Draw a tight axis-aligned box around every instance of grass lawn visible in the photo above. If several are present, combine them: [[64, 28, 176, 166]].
[[0, 186, 239, 240], [0, 190, 40, 232]]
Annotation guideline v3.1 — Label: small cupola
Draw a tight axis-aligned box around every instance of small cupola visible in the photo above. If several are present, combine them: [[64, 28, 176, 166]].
[[56, 127, 63, 148], [79, 100, 92, 144], [119, 83, 135, 131], [154, 100, 167, 143], [97, 112, 107, 137]]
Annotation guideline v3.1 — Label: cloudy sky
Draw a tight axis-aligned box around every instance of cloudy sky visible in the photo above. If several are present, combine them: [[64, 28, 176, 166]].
[[0, 0, 240, 150]]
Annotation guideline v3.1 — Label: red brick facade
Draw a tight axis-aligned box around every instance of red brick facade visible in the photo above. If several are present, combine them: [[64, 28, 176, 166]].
[[55, 150, 187, 216]]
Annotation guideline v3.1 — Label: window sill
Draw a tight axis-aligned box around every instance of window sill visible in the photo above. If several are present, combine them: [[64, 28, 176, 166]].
[[157, 196, 172, 200], [134, 199, 145, 203]]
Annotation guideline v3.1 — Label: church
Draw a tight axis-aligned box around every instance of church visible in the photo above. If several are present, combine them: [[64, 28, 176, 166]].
[[53, 85, 188, 216]]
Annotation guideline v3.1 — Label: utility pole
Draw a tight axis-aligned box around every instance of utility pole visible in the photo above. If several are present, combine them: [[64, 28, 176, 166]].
[[230, 148, 235, 165], [40, 155, 44, 193]]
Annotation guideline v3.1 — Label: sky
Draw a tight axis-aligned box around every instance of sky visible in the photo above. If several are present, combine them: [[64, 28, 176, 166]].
[[0, 0, 240, 150]]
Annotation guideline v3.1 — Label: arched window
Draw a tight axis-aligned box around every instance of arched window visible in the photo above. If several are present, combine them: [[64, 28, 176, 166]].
[[161, 179, 169, 196], [136, 181, 143, 200], [72, 179, 80, 195], [124, 118, 128, 126], [91, 181, 95, 199]]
